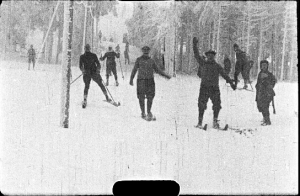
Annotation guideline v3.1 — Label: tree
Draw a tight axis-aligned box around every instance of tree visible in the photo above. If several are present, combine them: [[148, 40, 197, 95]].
[[60, 0, 74, 128]]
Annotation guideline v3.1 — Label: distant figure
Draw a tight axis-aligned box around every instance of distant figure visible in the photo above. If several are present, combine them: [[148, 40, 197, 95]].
[[27, 45, 36, 70], [233, 43, 248, 88], [243, 59, 254, 88], [115, 44, 120, 54], [80, 44, 111, 108], [255, 60, 276, 126], [124, 42, 130, 65], [223, 54, 231, 76], [100, 46, 120, 86]]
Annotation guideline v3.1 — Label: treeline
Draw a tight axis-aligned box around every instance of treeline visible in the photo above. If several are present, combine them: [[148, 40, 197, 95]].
[[0, 1, 118, 65], [126, 1, 297, 81]]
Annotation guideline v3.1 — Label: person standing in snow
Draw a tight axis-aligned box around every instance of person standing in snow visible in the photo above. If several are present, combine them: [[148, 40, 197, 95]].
[[193, 37, 236, 129], [124, 42, 130, 65], [243, 59, 254, 87], [100, 46, 120, 86], [129, 46, 171, 121], [223, 54, 231, 76], [233, 43, 248, 88], [80, 44, 111, 108], [27, 45, 36, 70], [255, 60, 276, 126]]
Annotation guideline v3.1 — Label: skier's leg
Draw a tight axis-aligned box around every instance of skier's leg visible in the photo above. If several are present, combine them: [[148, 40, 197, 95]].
[[146, 79, 155, 117], [261, 99, 271, 125], [197, 85, 209, 126], [106, 65, 111, 86], [83, 74, 91, 100], [112, 65, 118, 86], [137, 79, 146, 117], [28, 58, 31, 70], [211, 86, 222, 128], [32, 58, 35, 70], [92, 73, 110, 101]]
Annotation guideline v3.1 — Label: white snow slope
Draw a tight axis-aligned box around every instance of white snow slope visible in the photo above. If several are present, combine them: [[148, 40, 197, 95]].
[[0, 60, 298, 195]]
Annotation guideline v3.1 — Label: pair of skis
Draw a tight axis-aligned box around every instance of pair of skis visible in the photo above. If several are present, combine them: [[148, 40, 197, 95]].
[[195, 123, 228, 131]]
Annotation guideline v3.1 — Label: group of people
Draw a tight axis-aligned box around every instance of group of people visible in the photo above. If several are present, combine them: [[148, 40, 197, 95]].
[[78, 38, 276, 126]]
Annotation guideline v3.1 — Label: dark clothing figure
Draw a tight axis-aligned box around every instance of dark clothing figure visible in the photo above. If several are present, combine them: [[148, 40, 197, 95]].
[[28, 46, 36, 70], [80, 50, 110, 103], [193, 37, 235, 128], [244, 60, 253, 83], [124, 42, 130, 65], [255, 60, 276, 125], [223, 57, 231, 75], [100, 51, 120, 86], [130, 48, 171, 119], [233, 44, 248, 87]]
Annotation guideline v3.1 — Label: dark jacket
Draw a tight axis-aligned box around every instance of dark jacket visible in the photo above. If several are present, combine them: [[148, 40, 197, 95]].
[[224, 58, 231, 73], [100, 51, 120, 66], [130, 55, 169, 80], [193, 43, 232, 87], [79, 51, 101, 73], [28, 48, 36, 58], [235, 48, 247, 63], [255, 70, 276, 102]]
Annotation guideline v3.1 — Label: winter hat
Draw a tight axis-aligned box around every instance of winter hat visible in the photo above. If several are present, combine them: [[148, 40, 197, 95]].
[[141, 46, 151, 54], [233, 43, 239, 48], [260, 60, 269, 68], [85, 44, 91, 51], [205, 50, 216, 56]]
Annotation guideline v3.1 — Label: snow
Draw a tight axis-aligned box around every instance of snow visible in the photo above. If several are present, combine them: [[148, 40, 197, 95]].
[[0, 60, 298, 195]]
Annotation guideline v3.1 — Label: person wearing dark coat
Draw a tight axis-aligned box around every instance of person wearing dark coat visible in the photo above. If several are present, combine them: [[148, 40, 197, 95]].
[[100, 46, 120, 86], [124, 42, 130, 65], [243, 59, 254, 88], [80, 44, 111, 108], [223, 54, 231, 76], [255, 60, 276, 125], [129, 46, 171, 120], [233, 43, 248, 88], [193, 37, 236, 129], [28, 45, 36, 70]]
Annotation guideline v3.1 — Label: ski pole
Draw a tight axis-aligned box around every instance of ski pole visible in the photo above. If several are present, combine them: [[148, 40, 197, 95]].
[[119, 58, 124, 80], [102, 80, 116, 103], [272, 97, 276, 114], [71, 74, 83, 85]]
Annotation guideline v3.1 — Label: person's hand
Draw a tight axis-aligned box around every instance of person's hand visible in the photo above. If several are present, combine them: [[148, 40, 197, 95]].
[[193, 37, 198, 45], [81, 69, 86, 75], [129, 80, 133, 86], [230, 82, 236, 90]]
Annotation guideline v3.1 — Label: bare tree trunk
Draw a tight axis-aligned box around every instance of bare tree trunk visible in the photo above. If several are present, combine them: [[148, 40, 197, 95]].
[[82, 2, 88, 54], [216, 4, 222, 62], [60, 0, 74, 128], [257, 18, 263, 78], [56, 27, 62, 64], [179, 25, 184, 72], [246, 1, 251, 54], [280, 9, 288, 81]]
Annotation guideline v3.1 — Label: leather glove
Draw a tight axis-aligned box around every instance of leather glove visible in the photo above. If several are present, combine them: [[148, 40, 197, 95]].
[[129, 80, 133, 86]]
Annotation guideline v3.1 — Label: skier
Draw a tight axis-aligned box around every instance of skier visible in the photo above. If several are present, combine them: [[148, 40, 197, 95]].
[[124, 42, 130, 65], [129, 46, 171, 121], [80, 44, 111, 108], [255, 60, 276, 125], [27, 45, 36, 70], [100, 46, 120, 86], [223, 54, 231, 76], [233, 43, 248, 88], [193, 37, 236, 129], [243, 59, 254, 89]]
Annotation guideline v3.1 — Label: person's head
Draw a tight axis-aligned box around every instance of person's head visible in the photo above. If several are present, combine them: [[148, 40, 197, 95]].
[[141, 46, 151, 56], [108, 46, 112, 51], [205, 50, 216, 61], [260, 60, 269, 71], [85, 44, 91, 52], [233, 43, 239, 52]]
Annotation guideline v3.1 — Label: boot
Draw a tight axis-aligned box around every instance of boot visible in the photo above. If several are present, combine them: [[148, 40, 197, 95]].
[[195, 118, 204, 128], [116, 80, 119, 86], [213, 118, 220, 129], [105, 78, 109, 86], [261, 116, 271, 126], [146, 112, 154, 121], [105, 94, 112, 102], [141, 112, 146, 119], [243, 84, 248, 89], [82, 95, 88, 108]]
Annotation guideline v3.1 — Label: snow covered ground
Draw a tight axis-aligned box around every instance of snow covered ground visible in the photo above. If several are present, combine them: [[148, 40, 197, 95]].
[[0, 60, 298, 195]]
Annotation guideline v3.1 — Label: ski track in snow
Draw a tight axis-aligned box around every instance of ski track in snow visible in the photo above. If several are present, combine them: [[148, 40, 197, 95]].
[[0, 60, 298, 195]]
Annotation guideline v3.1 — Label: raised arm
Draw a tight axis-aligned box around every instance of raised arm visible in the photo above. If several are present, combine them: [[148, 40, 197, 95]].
[[193, 37, 204, 67]]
